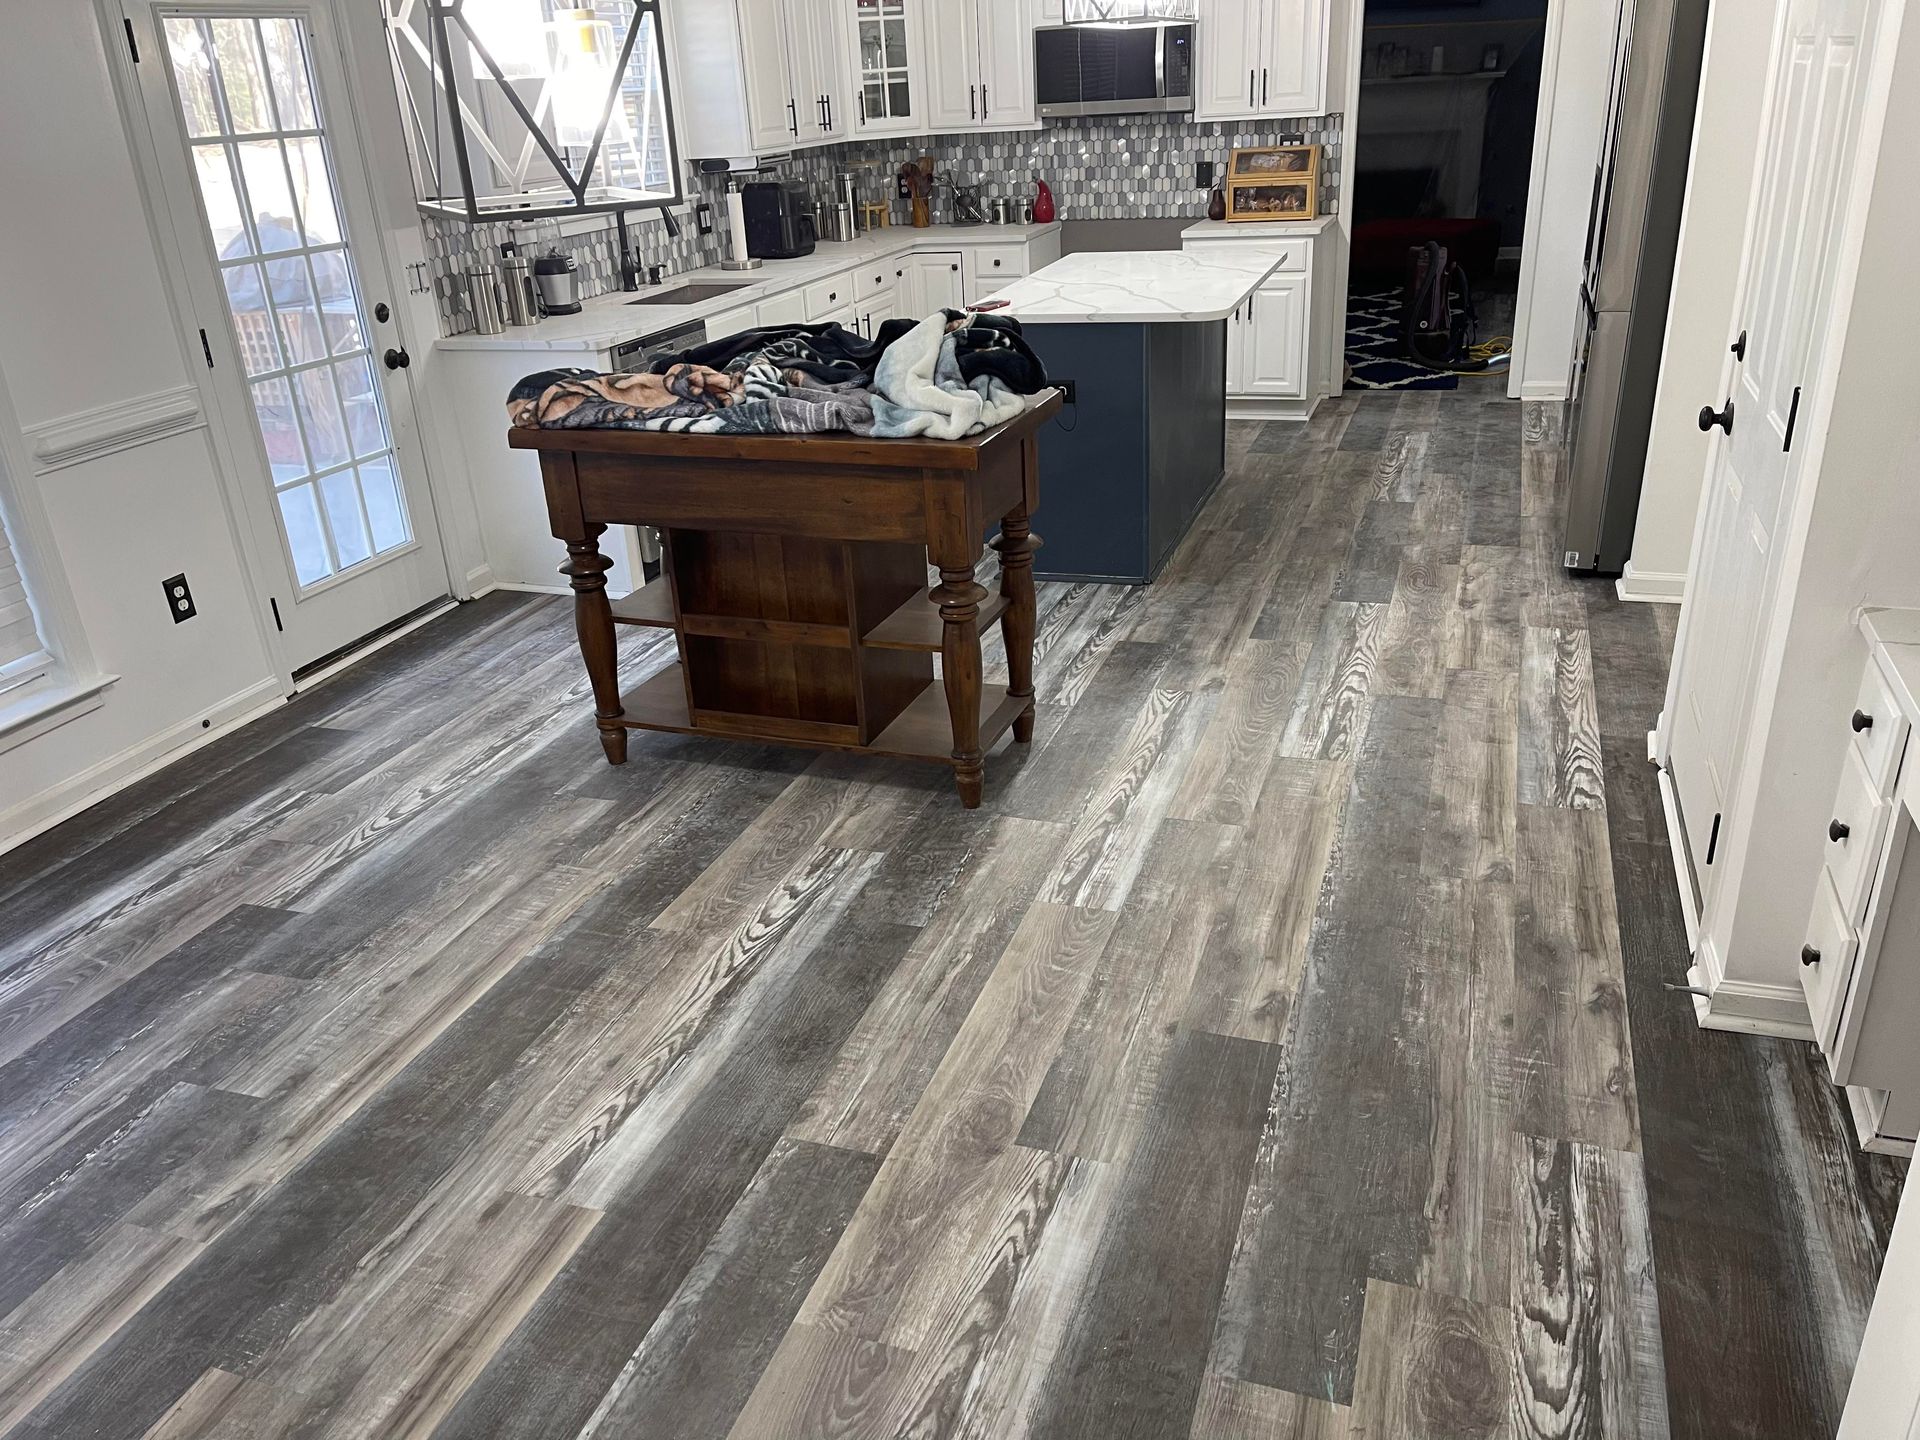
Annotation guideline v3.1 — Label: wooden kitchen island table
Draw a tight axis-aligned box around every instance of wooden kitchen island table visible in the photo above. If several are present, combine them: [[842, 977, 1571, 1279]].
[[511, 390, 1060, 807]]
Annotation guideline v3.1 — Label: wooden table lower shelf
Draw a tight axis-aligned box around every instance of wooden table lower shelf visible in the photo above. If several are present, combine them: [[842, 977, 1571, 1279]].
[[622, 663, 1031, 763], [512, 392, 1060, 806]]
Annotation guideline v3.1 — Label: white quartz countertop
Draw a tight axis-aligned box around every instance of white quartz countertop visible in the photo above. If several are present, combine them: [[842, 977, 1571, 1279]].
[[980, 249, 1282, 324], [1180, 216, 1337, 242], [434, 222, 1061, 355]]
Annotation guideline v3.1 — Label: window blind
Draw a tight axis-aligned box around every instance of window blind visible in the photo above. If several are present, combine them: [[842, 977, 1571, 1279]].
[[0, 505, 50, 695]]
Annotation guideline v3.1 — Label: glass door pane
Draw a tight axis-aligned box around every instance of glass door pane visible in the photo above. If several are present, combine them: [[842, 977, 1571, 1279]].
[[163, 13, 412, 592]]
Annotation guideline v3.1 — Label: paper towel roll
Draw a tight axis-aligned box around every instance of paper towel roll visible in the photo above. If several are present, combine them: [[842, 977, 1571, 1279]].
[[726, 187, 750, 264]]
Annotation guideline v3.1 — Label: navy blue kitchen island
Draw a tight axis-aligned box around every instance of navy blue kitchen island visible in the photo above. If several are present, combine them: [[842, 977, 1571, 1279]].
[[983, 249, 1284, 584]]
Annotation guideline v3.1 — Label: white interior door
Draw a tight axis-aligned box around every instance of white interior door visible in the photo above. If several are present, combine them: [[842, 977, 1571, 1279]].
[[126, 0, 449, 673], [1666, 0, 1884, 891]]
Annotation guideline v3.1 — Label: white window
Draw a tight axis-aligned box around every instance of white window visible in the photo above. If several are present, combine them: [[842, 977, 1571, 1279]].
[[0, 492, 52, 700]]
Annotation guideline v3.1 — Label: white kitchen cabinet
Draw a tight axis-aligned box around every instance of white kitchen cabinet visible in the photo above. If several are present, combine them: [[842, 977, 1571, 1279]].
[[842, 0, 926, 136], [756, 290, 811, 327], [1183, 221, 1322, 416], [1242, 273, 1308, 397], [856, 285, 900, 339], [904, 251, 966, 316], [1793, 612, 1920, 1154], [922, 0, 1038, 131], [705, 302, 760, 340], [1193, 0, 1329, 121], [670, 0, 847, 157]]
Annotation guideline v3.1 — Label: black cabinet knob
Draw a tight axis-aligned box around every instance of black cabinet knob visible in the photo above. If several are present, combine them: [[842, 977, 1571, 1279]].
[[1698, 401, 1735, 435], [1801, 944, 1822, 966], [383, 347, 410, 370], [993, 258, 1003, 267], [950, 263, 959, 271], [1852, 709, 1874, 732], [1829, 819, 1851, 843]]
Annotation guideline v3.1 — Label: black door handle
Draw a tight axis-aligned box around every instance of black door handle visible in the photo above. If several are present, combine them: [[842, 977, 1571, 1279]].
[[1853, 709, 1875, 732], [1829, 819, 1851, 843], [1730, 329, 1748, 360], [1698, 401, 1734, 435], [383, 347, 410, 370], [1801, 944, 1821, 967]]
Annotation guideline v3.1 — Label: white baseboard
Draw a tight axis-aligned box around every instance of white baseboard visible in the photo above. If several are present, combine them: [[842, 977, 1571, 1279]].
[[1655, 763, 1701, 951], [491, 582, 572, 596], [1617, 564, 1687, 604], [1686, 940, 1817, 1040], [461, 563, 496, 600], [0, 676, 286, 856], [1227, 395, 1321, 422], [1515, 380, 1567, 402]]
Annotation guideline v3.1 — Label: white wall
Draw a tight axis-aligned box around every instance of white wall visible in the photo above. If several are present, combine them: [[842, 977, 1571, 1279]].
[[0, 2, 486, 851], [0, 3, 282, 848], [1509, 0, 1619, 401], [1698, 0, 1920, 1009], [1621, 0, 1779, 603]]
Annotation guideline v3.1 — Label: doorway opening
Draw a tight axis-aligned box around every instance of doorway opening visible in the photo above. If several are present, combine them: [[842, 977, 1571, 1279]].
[[1345, 0, 1548, 394]]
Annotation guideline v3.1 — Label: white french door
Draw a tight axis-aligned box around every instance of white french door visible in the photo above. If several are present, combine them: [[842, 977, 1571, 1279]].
[[1665, 0, 1884, 896], [123, 0, 448, 672]]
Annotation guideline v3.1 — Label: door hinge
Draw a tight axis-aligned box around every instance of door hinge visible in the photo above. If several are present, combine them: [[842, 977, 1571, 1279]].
[[1783, 384, 1802, 452], [270, 597, 284, 632], [199, 328, 214, 369], [1705, 811, 1722, 865], [124, 16, 139, 62]]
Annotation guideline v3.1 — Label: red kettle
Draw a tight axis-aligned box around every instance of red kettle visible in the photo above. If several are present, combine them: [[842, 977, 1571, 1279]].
[[1032, 174, 1055, 224]]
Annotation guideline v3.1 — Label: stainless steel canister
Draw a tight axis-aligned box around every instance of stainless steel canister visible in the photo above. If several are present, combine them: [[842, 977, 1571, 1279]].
[[464, 267, 504, 335], [500, 251, 539, 326]]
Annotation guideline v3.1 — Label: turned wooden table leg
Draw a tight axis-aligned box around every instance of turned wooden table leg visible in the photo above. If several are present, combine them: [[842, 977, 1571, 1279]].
[[935, 562, 989, 807], [560, 523, 627, 765], [991, 505, 1041, 744]]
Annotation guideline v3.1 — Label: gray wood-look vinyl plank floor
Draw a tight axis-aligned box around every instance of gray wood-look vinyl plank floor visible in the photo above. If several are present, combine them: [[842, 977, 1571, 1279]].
[[0, 395, 1903, 1439]]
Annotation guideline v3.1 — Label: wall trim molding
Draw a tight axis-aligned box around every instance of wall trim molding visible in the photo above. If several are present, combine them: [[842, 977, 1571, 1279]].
[[1515, 379, 1568, 402], [26, 383, 205, 474], [1686, 939, 1817, 1041], [0, 675, 284, 856], [1617, 564, 1688, 604]]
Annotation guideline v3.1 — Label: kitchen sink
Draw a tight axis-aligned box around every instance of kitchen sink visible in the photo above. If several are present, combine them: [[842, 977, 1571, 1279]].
[[627, 283, 750, 305]]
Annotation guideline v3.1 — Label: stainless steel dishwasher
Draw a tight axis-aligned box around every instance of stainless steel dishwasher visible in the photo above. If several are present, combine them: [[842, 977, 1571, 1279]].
[[608, 320, 709, 580]]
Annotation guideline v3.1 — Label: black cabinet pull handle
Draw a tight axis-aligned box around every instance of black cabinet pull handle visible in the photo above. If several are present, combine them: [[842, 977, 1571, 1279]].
[[969, 84, 976, 120], [1262, 68, 1268, 106], [1801, 944, 1822, 967], [1248, 68, 1254, 107], [1853, 709, 1874, 733], [1698, 401, 1735, 435], [383, 347, 410, 370], [1830, 819, 1851, 843]]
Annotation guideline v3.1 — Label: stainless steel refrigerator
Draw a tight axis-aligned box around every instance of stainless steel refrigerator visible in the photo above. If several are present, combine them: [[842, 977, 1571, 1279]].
[[1559, 0, 1710, 574]]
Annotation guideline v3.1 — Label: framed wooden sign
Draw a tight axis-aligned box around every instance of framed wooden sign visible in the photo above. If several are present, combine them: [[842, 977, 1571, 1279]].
[[1225, 144, 1319, 221]]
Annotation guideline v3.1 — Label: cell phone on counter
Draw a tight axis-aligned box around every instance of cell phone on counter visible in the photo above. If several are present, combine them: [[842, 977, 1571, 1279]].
[[967, 299, 1011, 312]]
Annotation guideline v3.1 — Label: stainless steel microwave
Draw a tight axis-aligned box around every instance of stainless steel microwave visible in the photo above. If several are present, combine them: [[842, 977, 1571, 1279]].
[[1034, 22, 1195, 118]]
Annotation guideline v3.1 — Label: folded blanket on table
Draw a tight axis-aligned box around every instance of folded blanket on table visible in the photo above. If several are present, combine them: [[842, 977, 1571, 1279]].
[[507, 312, 1042, 440]]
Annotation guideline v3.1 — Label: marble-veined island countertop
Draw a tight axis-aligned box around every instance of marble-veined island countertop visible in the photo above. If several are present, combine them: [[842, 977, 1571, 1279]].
[[979, 248, 1284, 324]]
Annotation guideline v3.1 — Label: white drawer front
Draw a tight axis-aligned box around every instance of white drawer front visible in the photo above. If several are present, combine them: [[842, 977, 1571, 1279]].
[[1850, 656, 1909, 792], [703, 302, 759, 342], [756, 289, 810, 327], [1801, 869, 1859, 1050], [970, 244, 1028, 290], [803, 271, 855, 321], [858, 261, 903, 299], [1824, 746, 1892, 921]]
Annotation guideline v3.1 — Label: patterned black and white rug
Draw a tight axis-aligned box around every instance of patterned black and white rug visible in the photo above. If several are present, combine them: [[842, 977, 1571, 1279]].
[[1344, 289, 1459, 392]]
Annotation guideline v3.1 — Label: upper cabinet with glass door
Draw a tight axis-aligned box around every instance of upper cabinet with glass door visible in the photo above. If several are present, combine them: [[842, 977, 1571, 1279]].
[[844, 0, 925, 137]]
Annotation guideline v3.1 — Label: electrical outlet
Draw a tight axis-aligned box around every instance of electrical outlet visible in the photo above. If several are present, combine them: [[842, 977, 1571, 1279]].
[[1196, 160, 1214, 188], [162, 572, 196, 623], [1058, 378, 1077, 405]]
